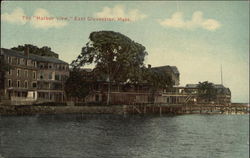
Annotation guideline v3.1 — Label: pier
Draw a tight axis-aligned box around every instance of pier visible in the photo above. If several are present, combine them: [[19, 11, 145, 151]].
[[126, 103, 250, 115]]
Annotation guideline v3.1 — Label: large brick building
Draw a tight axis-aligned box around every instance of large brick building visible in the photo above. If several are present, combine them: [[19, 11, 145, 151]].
[[0, 48, 69, 104]]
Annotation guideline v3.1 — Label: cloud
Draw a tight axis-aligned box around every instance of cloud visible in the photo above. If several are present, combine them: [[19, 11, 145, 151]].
[[1, 7, 26, 25], [159, 11, 221, 31], [94, 5, 147, 22], [1, 7, 68, 29], [30, 8, 67, 29]]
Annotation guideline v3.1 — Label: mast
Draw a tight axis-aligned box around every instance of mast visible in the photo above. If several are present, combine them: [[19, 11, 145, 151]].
[[220, 64, 223, 85]]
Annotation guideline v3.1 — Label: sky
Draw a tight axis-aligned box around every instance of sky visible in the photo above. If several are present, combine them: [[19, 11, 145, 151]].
[[1, 1, 249, 103]]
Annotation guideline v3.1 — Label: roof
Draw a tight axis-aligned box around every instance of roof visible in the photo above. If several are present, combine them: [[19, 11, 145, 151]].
[[185, 83, 228, 89], [214, 84, 225, 89], [1, 48, 68, 64], [151, 65, 180, 75], [186, 84, 198, 88]]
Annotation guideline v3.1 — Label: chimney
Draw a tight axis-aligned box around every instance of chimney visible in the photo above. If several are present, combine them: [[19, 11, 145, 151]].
[[148, 64, 151, 69], [24, 47, 29, 57]]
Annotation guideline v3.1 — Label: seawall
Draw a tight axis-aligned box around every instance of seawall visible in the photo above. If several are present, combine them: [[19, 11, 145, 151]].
[[0, 105, 126, 115], [0, 103, 249, 115]]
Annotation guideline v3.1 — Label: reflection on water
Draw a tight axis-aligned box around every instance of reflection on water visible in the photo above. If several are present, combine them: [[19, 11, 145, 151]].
[[0, 114, 249, 158]]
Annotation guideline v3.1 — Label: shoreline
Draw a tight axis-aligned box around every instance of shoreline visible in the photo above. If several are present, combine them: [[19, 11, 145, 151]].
[[0, 103, 249, 116]]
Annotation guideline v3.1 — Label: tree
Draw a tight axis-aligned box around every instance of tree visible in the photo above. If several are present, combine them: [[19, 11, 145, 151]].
[[197, 81, 217, 102], [144, 67, 174, 103], [64, 69, 93, 101], [71, 31, 148, 105], [11, 44, 59, 58]]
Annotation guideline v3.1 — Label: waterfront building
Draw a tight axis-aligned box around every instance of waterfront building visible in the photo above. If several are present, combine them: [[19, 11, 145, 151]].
[[67, 66, 231, 105], [0, 48, 69, 104], [68, 65, 181, 105], [183, 83, 231, 104]]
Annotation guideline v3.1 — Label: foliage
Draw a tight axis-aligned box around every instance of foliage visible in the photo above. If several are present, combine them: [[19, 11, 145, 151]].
[[71, 31, 148, 83], [149, 68, 174, 89], [11, 44, 59, 58], [69, 31, 174, 104], [197, 81, 217, 102], [64, 69, 93, 99], [143, 67, 174, 103]]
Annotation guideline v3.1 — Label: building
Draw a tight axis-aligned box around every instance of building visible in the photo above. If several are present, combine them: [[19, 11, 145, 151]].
[[68, 65, 231, 105], [0, 48, 69, 104], [68, 65, 181, 105], [182, 83, 231, 104]]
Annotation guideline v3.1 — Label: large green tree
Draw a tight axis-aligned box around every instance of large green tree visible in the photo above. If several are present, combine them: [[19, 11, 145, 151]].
[[64, 69, 93, 101], [11, 44, 59, 58], [197, 81, 217, 102], [71, 31, 148, 104], [145, 67, 174, 103]]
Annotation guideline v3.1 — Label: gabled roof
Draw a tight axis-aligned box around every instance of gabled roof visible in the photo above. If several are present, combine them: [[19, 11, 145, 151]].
[[1, 48, 68, 64]]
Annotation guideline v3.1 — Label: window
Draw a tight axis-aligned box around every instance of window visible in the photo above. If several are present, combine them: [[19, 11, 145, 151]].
[[33, 61, 36, 67], [25, 59, 28, 66], [33, 71, 36, 79], [95, 95, 99, 102], [8, 68, 12, 75], [17, 80, 20, 88], [49, 64, 53, 69], [49, 73, 52, 80], [17, 69, 21, 77], [32, 82, 37, 88], [25, 70, 28, 77], [17, 58, 20, 65], [8, 79, 12, 87], [39, 73, 44, 79], [8, 56, 12, 64], [24, 81, 28, 88], [40, 64, 44, 69], [55, 75, 58, 80]]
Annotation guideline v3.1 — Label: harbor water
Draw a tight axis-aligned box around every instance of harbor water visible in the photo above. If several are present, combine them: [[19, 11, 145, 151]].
[[0, 114, 249, 158]]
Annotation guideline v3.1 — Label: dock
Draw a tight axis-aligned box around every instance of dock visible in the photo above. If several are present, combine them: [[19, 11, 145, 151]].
[[125, 103, 250, 115]]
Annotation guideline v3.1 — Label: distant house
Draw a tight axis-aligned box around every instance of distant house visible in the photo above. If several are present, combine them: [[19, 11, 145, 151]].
[[183, 83, 231, 104], [0, 48, 69, 105]]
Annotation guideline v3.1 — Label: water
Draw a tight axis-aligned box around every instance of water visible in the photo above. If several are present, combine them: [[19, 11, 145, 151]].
[[0, 114, 249, 158]]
